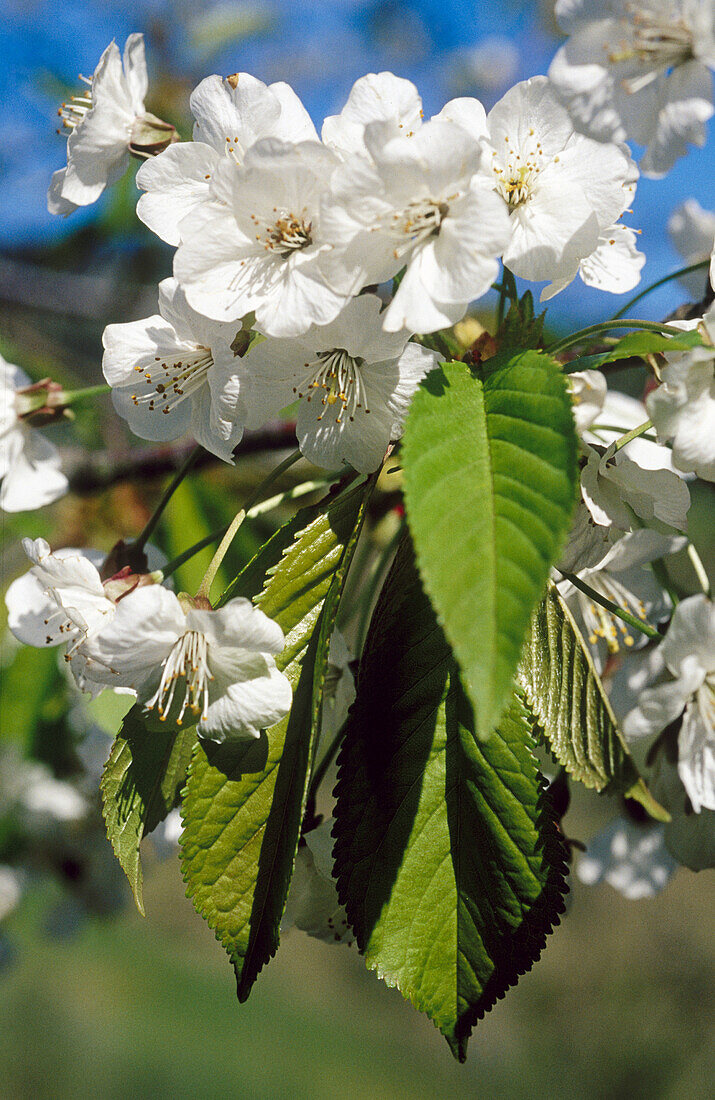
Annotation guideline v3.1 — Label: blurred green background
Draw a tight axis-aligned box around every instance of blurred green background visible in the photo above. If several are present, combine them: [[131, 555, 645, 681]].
[[1, 781, 712, 1100]]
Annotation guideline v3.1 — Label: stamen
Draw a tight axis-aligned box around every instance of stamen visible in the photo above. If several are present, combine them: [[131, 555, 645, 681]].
[[605, 6, 694, 89], [387, 198, 450, 256], [255, 210, 313, 256], [579, 574, 648, 654], [145, 630, 214, 723], [301, 348, 369, 425], [56, 77, 93, 133], [492, 131, 545, 211], [130, 348, 213, 415]]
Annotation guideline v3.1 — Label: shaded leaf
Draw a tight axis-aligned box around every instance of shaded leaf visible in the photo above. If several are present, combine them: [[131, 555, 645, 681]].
[[101, 704, 196, 914], [334, 540, 568, 1060], [402, 355, 577, 738], [517, 583, 668, 821], [181, 478, 372, 999]]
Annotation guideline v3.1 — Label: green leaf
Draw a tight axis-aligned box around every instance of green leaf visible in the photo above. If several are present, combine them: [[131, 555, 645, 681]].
[[402, 354, 578, 738], [564, 328, 703, 374], [497, 289, 545, 353], [180, 478, 372, 999], [334, 540, 568, 1060], [100, 704, 197, 914], [517, 583, 669, 821]]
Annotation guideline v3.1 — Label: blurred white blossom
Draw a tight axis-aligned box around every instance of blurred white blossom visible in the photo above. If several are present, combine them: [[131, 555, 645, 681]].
[[0, 354, 68, 512], [549, 0, 715, 177]]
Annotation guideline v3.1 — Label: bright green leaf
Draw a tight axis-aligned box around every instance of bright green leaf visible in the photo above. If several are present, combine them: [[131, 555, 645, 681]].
[[402, 355, 578, 738], [517, 583, 669, 821], [181, 478, 372, 1000], [334, 540, 569, 1060], [100, 705, 197, 914], [564, 327, 703, 374]]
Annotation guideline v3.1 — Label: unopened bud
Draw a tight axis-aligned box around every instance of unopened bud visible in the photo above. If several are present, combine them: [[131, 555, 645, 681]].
[[14, 379, 72, 425]]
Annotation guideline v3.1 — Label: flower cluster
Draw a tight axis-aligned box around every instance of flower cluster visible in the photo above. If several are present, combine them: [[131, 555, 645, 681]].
[[1, 12, 713, 970]]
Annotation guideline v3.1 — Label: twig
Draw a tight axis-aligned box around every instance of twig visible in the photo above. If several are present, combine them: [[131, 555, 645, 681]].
[[64, 421, 298, 494]]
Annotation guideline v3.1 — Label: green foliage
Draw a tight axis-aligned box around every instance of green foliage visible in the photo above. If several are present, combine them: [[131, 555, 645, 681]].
[[402, 354, 578, 739], [517, 583, 668, 821], [181, 478, 372, 999], [497, 289, 545, 353], [563, 327, 703, 374], [334, 540, 568, 1060], [101, 704, 197, 914]]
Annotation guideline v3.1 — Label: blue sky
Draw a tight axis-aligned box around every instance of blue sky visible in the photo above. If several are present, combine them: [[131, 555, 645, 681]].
[[2, 0, 713, 325]]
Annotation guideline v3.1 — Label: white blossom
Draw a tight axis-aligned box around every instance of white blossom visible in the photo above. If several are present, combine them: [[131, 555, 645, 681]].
[[542, 223, 645, 301], [320, 109, 511, 332], [474, 76, 639, 297], [0, 866, 23, 923], [136, 72, 317, 246], [174, 138, 348, 338], [321, 71, 423, 160], [623, 594, 715, 813], [568, 369, 608, 431], [49, 33, 166, 214], [577, 816, 677, 898], [282, 821, 354, 945], [559, 525, 684, 657], [549, 0, 715, 177], [0, 354, 68, 512], [651, 751, 715, 869], [580, 438, 691, 531], [668, 198, 715, 297], [79, 585, 292, 742], [102, 277, 246, 461], [646, 302, 715, 482], [239, 295, 439, 472], [0, 749, 87, 835], [5, 538, 157, 696]]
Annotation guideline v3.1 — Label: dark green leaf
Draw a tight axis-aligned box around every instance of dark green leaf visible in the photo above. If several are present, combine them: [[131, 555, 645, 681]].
[[496, 289, 545, 354], [181, 478, 372, 999], [100, 704, 197, 914], [402, 355, 578, 738], [334, 541, 568, 1060], [517, 583, 668, 821]]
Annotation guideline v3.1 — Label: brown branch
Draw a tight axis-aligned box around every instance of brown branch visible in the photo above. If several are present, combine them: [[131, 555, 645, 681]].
[[65, 421, 298, 494]]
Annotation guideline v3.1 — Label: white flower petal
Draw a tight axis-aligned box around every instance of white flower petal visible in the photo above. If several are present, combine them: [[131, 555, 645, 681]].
[[678, 698, 715, 813], [136, 142, 221, 246], [322, 72, 422, 158], [188, 597, 286, 655], [201, 660, 292, 741]]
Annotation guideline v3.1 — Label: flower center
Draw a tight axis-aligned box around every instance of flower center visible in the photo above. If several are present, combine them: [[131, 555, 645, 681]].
[[294, 348, 369, 425], [130, 348, 213, 415], [579, 574, 649, 654], [56, 74, 92, 133], [388, 198, 450, 258], [146, 629, 214, 723], [492, 132, 546, 212], [605, 7, 694, 90], [252, 210, 313, 256]]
